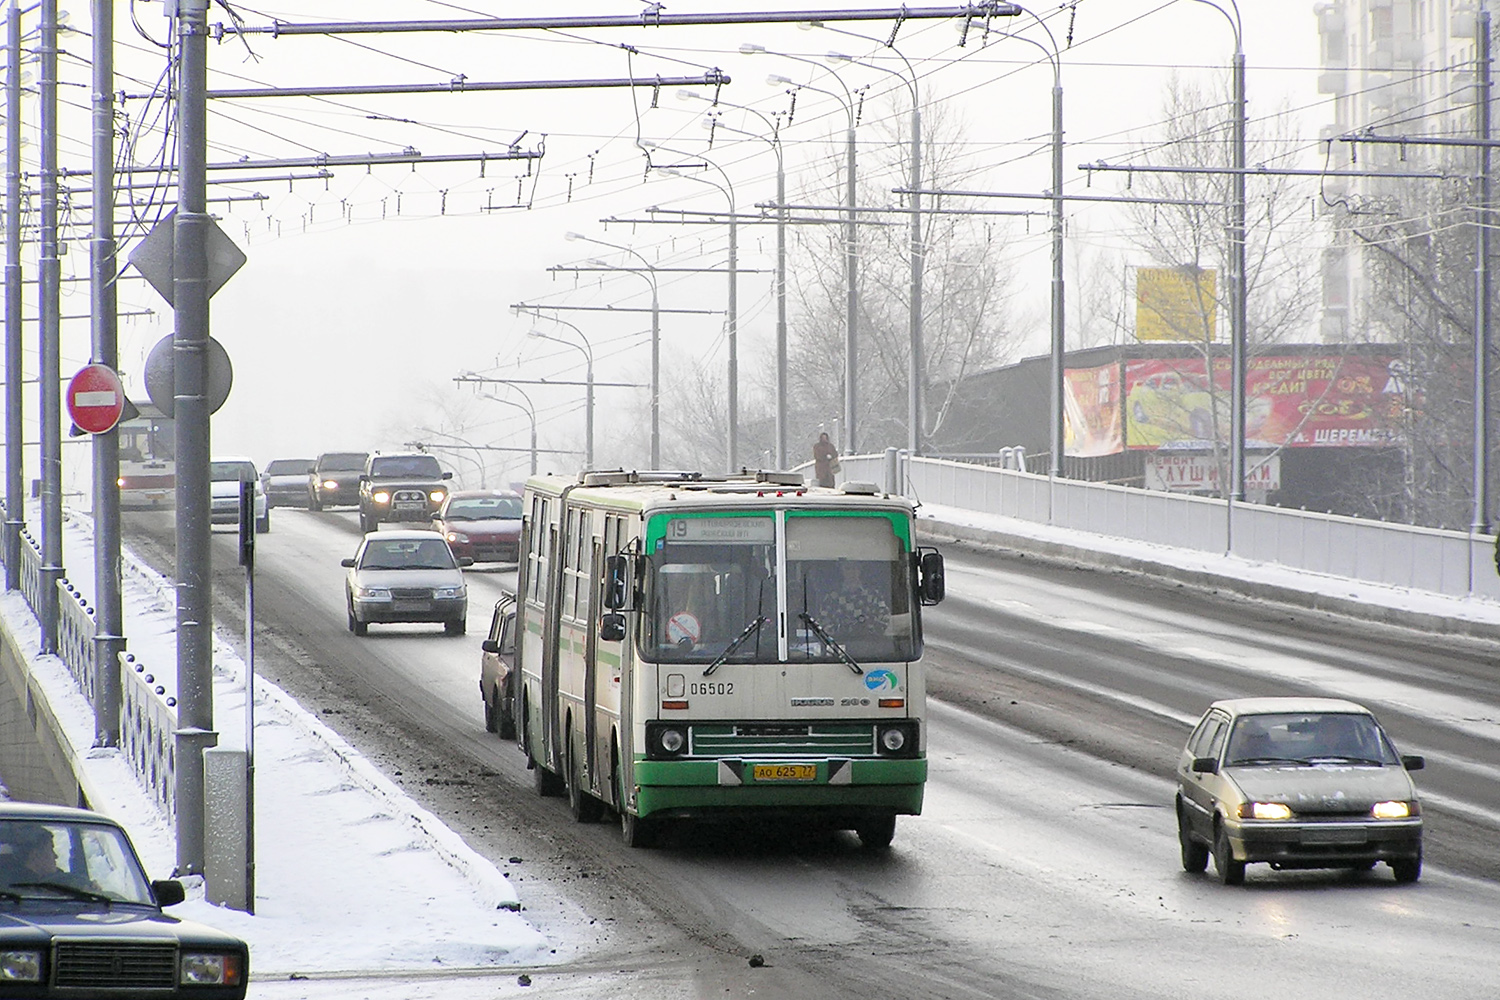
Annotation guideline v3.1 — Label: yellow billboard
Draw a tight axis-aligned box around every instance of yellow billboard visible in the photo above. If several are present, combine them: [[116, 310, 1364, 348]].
[[1135, 266, 1218, 342]]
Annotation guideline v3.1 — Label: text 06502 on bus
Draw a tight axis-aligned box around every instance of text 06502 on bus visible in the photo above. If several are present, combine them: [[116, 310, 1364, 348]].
[[511, 470, 945, 849]]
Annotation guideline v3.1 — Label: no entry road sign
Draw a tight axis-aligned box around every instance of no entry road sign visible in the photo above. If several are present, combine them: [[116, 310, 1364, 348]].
[[66, 364, 127, 434]]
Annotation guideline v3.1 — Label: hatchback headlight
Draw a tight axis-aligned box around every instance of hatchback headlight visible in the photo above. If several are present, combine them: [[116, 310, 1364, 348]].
[[1239, 801, 1293, 820], [0, 951, 41, 982], [353, 585, 391, 601], [180, 952, 242, 987], [446, 531, 469, 544], [433, 585, 466, 600], [1372, 800, 1414, 819]]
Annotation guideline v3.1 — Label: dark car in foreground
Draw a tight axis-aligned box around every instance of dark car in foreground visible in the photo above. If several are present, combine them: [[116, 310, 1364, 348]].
[[261, 458, 313, 508], [358, 453, 452, 534], [342, 529, 470, 636], [309, 451, 368, 510], [1176, 697, 1424, 885], [0, 803, 248, 998], [432, 489, 522, 563]]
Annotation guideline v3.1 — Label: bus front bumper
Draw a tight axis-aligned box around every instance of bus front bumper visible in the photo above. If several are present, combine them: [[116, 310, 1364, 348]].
[[633, 756, 926, 820]]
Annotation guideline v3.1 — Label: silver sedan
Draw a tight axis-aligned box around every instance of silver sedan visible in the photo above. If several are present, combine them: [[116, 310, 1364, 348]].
[[342, 529, 471, 637]]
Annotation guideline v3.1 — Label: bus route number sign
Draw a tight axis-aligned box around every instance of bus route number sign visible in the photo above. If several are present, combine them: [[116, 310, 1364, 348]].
[[667, 517, 774, 544]]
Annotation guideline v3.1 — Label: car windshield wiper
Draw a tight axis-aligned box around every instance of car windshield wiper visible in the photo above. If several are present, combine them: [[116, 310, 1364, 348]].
[[798, 613, 863, 675], [1226, 756, 1305, 767], [0, 889, 22, 902], [9, 882, 112, 904], [703, 616, 769, 676], [1306, 755, 1385, 766]]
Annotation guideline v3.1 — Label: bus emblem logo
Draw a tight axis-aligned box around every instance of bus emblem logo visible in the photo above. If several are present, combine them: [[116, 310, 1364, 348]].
[[864, 670, 899, 691]]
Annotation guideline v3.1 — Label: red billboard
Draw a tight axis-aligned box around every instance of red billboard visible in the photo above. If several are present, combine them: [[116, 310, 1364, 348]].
[[1121, 354, 1403, 451]]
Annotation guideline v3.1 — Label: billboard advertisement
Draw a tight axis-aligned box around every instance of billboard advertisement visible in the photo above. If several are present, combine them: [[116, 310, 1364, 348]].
[[1135, 266, 1218, 342], [1124, 354, 1403, 451], [1063, 363, 1123, 457], [1144, 453, 1281, 492]]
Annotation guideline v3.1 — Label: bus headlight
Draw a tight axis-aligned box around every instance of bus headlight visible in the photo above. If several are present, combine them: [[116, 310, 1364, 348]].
[[876, 722, 918, 758], [647, 723, 688, 758]]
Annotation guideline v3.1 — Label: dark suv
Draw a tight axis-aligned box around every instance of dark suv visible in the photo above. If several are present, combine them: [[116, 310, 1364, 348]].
[[309, 451, 369, 511], [358, 452, 452, 533]]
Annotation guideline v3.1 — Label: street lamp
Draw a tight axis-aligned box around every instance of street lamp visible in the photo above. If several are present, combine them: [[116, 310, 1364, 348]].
[[746, 44, 862, 457], [564, 231, 661, 467], [648, 142, 740, 470], [528, 325, 594, 470], [478, 389, 538, 476], [678, 89, 789, 469], [827, 43, 924, 454]]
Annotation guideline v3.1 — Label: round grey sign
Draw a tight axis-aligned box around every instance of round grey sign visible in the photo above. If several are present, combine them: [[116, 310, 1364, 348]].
[[143, 335, 233, 418]]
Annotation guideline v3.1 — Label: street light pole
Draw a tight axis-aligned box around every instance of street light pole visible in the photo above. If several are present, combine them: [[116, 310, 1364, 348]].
[[528, 325, 594, 470], [477, 390, 538, 476], [564, 232, 661, 466]]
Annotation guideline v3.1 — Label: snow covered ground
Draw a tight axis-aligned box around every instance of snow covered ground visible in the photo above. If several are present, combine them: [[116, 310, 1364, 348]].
[[5, 500, 1499, 997]]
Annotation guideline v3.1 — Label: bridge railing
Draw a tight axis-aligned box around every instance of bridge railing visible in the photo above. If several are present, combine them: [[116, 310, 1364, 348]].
[[836, 451, 1500, 603]]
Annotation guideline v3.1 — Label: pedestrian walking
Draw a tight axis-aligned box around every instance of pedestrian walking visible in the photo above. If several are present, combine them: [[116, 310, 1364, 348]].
[[813, 432, 840, 488]]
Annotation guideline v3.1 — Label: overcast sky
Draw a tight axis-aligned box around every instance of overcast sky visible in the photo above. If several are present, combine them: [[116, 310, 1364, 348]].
[[35, 0, 1326, 486]]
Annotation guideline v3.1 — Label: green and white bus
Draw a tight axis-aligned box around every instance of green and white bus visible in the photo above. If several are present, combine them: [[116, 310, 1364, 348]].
[[514, 469, 945, 848]]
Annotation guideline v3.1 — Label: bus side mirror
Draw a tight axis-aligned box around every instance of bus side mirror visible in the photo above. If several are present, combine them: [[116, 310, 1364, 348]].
[[604, 554, 632, 610], [918, 549, 945, 606], [600, 612, 626, 642]]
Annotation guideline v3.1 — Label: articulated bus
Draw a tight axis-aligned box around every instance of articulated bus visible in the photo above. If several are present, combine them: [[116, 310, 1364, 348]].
[[116, 401, 175, 509], [514, 469, 946, 849]]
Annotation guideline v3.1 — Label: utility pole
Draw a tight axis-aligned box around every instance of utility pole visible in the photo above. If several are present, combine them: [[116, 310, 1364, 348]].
[[37, 0, 62, 653], [90, 0, 125, 747], [173, 0, 217, 878], [4, 0, 23, 593], [1474, 7, 1493, 539]]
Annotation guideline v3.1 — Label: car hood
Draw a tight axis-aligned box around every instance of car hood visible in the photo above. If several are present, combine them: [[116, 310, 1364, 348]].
[[210, 481, 253, 499], [0, 903, 244, 948], [353, 568, 464, 588], [1227, 764, 1417, 808], [441, 518, 520, 536], [367, 479, 444, 491]]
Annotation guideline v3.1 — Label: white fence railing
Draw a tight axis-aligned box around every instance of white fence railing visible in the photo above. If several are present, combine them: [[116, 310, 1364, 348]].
[[837, 451, 1500, 603]]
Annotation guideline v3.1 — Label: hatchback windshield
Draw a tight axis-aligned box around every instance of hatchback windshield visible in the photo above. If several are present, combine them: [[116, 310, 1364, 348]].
[[0, 820, 154, 904], [369, 455, 442, 478], [209, 461, 257, 482], [444, 496, 522, 520], [642, 511, 917, 665], [358, 537, 457, 571], [1223, 712, 1399, 766]]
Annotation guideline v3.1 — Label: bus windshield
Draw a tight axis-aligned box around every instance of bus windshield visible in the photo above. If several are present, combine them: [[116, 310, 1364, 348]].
[[642, 511, 917, 665]]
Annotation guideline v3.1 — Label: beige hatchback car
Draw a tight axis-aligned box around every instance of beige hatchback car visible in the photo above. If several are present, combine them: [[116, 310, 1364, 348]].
[[1175, 697, 1425, 885]]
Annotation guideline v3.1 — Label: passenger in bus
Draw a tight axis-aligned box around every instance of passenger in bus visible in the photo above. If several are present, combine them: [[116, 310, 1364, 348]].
[[817, 560, 890, 639]]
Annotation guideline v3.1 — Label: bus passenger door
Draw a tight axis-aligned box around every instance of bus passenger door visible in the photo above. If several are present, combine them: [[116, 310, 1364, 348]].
[[583, 538, 601, 795]]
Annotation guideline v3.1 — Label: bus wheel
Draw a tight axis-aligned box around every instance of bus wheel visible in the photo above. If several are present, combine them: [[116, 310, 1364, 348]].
[[855, 813, 897, 850], [567, 739, 604, 823], [532, 759, 565, 797], [616, 769, 658, 848]]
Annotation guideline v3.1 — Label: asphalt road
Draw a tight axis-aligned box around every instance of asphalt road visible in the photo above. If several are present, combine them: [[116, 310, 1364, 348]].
[[122, 507, 1500, 1000]]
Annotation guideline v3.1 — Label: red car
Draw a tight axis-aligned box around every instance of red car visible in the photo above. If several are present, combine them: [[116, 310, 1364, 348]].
[[432, 489, 523, 563]]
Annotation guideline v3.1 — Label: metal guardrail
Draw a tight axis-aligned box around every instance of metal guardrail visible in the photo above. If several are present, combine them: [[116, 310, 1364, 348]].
[[837, 451, 1500, 603], [5, 524, 179, 821]]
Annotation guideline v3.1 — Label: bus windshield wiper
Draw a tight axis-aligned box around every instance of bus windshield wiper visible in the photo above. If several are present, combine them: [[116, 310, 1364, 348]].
[[798, 613, 863, 675], [703, 616, 769, 676]]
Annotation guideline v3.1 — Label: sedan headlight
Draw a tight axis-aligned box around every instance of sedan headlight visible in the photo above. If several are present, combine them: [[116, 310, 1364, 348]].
[[446, 531, 469, 544], [353, 585, 392, 601], [429, 489, 447, 503], [1238, 801, 1294, 820], [1372, 800, 1414, 819], [180, 952, 242, 987], [322, 479, 339, 490], [372, 490, 391, 504], [0, 951, 41, 982], [433, 585, 466, 600]]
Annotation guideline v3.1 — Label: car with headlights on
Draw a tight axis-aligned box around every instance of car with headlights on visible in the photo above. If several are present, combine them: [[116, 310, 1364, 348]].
[[209, 457, 269, 534], [261, 457, 313, 508], [0, 802, 249, 998], [342, 529, 471, 636], [433, 489, 522, 563], [357, 452, 453, 534], [309, 451, 368, 511], [1175, 697, 1424, 885]]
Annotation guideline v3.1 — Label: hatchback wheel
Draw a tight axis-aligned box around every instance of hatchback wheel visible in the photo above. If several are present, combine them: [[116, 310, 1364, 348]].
[[1390, 854, 1422, 884], [1213, 822, 1245, 885], [1178, 804, 1209, 873]]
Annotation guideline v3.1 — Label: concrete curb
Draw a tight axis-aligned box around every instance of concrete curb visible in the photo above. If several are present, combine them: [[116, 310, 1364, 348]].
[[918, 517, 1500, 643]]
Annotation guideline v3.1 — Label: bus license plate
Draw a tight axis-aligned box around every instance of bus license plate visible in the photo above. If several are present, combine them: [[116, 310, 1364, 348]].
[[753, 764, 816, 782]]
